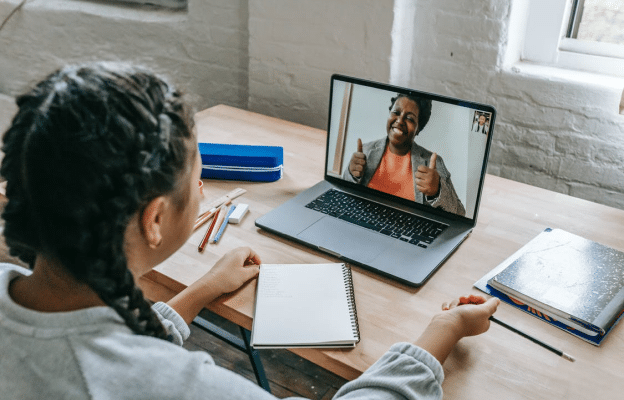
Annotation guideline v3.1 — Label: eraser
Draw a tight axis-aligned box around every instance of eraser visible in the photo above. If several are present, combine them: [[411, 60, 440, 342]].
[[228, 203, 249, 224]]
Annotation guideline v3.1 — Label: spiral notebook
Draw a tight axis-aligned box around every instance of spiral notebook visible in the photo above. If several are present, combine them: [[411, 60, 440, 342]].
[[251, 263, 360, 348]]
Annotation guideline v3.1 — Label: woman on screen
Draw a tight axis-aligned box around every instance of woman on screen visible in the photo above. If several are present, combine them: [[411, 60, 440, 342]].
[[342, 94, 466, 216]]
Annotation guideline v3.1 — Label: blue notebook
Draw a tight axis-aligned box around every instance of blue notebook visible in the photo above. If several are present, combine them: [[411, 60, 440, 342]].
[[475, 228, 624, 346], [199, 142, 283, 182]]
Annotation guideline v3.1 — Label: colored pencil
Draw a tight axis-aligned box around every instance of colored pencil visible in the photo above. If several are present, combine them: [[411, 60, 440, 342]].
[[198, 206, 222, 252], [193, 188, 246, 231], [213, 205, 236, 244], [208, 205, 227, 244]]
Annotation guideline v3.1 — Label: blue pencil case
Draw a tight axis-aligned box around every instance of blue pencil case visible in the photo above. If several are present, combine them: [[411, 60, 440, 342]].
[[198, 142, 283, 182]]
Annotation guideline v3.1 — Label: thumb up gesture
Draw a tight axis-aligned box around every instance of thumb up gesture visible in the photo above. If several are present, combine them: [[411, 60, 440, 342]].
[[348, 138, 367, 178], [415, 153, 440, 197]]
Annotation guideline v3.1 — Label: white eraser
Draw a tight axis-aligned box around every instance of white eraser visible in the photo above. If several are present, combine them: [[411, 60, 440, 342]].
[[228, 203, 249, 224]]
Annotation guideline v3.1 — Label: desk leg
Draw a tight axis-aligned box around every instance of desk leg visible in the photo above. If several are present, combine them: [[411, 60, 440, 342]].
[[191, 315, 271, 393], [239, 326, 271, 392]]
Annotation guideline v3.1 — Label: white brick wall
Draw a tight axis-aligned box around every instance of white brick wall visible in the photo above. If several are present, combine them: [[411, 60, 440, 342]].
[[1, 0, 623, 210], [0, 0, 249, 112], [248, 0, 393, 129]]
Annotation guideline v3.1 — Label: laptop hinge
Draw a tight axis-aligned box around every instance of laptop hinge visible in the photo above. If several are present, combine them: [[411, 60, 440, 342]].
[[318, 246, 342, 258]]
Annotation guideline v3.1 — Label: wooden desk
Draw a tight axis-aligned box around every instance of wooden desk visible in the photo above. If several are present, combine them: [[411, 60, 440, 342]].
[[140, 105, 624, 399]]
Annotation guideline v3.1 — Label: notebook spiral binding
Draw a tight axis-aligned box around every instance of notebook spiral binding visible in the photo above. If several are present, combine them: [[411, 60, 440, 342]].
[[342, 264, 361, 343]]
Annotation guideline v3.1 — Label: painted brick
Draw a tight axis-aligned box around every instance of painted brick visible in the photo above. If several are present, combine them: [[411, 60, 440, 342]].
[[0, 0, 249, 111], [554, 135, 596, 161], [426, 0, 508, 19], [486, 165, 501, 176], [557, 158, 624, 190], [434, 11, 504, 43], [248, 0, 393, 128], [569, 183, 624, 210], [589, 140, 624, 165], [497, 144, 561, 173], [433, 35, 500, 67], [499, 166, 571, 195], [1, 0, 623, 210], [491, 96, 580, 132]]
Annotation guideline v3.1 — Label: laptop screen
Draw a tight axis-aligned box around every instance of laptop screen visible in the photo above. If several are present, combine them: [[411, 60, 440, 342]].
[[325, 75, 495, 221]]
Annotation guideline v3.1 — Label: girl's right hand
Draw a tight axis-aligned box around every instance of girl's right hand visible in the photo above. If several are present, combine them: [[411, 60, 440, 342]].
[[167, 247, 261, 324], [205, 247, 261, 295]]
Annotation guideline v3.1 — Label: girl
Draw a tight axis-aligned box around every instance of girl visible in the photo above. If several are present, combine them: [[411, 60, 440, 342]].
[[0, 62, 499, 399]]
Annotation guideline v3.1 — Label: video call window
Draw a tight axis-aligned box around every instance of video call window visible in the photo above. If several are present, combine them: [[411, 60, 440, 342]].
[[326, 80, 492, 220]]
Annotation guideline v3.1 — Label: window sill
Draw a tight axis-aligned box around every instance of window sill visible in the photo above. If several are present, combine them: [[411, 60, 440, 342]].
[[508, 61, 624, 90], [506, 61, 624, 115]]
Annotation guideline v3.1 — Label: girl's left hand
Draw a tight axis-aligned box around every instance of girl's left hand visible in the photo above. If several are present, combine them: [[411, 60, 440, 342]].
[[437, 294, 500, 338]]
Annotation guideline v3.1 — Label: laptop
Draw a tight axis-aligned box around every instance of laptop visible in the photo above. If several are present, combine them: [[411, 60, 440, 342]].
[[255, 74, 496, 286]]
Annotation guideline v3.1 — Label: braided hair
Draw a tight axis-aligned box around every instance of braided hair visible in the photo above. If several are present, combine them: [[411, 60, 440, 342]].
[[1, 62, 194, 340], [389, 93, 432, 134]]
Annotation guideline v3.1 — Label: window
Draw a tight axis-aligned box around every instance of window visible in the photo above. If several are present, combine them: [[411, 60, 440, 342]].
[[522, 0, 624, 77], [567, 0, 624, 46]]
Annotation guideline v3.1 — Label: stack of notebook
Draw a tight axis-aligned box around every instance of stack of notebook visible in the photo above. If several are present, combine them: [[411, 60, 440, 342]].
[[475, 228, 624, 345]]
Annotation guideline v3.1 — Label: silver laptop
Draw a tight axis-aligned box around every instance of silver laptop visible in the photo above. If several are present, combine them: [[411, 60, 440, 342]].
[[255, 74, 495, 286]]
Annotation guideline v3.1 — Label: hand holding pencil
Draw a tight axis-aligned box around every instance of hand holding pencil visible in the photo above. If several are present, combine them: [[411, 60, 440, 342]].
[[450, 294, 575, 362], [439, 294, 501, 338], [415, 294, 499, 364]]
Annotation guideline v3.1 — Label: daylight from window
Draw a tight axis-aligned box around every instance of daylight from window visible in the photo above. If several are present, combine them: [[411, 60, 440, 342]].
[[575, 0, 624, 45]]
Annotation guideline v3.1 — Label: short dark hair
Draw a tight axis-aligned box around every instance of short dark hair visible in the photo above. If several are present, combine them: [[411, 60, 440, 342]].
[[1, 62, 194, 340], [389, 94, 432, 133]]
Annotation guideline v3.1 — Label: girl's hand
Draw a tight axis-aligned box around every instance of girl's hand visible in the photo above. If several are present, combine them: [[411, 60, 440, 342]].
[[204, 247, 261, 295], [167, 247, 261, 323], [415, 294, 499, 364], [436, 294, 500, 338]]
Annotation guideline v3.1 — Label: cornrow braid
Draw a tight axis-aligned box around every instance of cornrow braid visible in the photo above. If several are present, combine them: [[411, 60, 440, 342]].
[[1, 62, 194, 340]]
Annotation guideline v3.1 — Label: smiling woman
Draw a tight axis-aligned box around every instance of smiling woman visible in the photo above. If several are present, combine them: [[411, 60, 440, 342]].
[[342, 94, 466, 216]]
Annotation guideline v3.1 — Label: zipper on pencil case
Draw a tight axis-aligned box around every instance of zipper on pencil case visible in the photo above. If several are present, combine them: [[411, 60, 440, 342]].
[[202, 164, 283, 173]]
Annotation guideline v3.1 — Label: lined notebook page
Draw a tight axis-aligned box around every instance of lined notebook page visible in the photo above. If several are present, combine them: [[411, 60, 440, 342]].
[[251, 263, 357, 347]]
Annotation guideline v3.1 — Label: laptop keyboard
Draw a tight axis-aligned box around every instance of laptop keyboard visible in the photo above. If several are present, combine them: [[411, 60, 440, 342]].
[[304, 189, 447, 248]]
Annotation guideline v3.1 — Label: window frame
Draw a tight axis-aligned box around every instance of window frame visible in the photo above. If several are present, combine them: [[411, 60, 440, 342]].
[[522, 0, 624, 77]]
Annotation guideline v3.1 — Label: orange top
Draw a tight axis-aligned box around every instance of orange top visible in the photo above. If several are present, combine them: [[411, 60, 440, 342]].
[[367, 146, 415, 201]]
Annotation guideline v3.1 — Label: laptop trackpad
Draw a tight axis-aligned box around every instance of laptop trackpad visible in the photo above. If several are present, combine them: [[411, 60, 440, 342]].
[[296, 217, 385, 263]]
